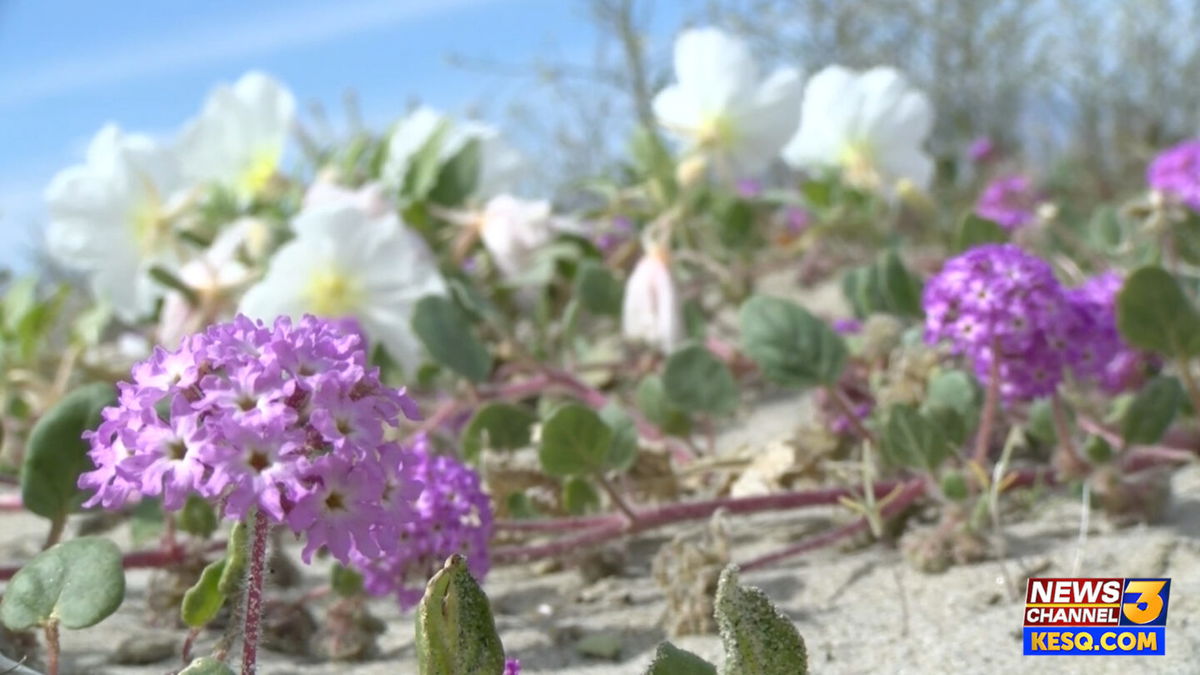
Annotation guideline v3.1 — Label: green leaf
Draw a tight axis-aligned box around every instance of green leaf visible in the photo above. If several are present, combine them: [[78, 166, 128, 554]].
[[218, 520, 249, 596], [716, 198, 760, 249], [403, 120, 451, 201], [1083, 435, 1114, 464], [662, 344, 738, 415], [538, 404, 612, 477], [415, 554, 506, 675], [921, 370, 981, 445], [148, 265, 199, 306], [562, 476, 601, 515], [575, 260, 625, 316], [842, 250, 923, 318], [179, 495, 218, 539], [956, 213, 1007, 251], [1116, 266, 1200, 357], [714, 565, 808, 675], [1024, 398, 1057, 445], [461, 403, 537, 462], [21, 382, 117, 523], [179, 657, 236, 675], [882, 404, 950, 472], [635, 375, 691, 435], [505, 492, 541, 520], [739, 295, 847, 390], [181, 558, 227, 628], [412, 295, 493, 382], [0, 537, 125, 630], [644, 642, 717, 675], [429, 139, 481, 207], [1121, 376, 1184, 446], [939, 471, 969, 502], [331, 564, 365, 597], [599, 403, 638, 472]]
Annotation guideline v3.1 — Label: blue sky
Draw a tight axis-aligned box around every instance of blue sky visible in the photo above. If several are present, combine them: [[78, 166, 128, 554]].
[[0, 0, 693, 270]]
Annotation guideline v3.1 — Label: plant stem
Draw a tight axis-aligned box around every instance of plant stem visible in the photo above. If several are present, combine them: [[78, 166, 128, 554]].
[[741, 479, 927, 571], [240, 510, 270, 675], [973, 355, 1000, 464], [1051, 394, 1087, 477], [40, 517, 65, 551], [827, 386, 875, 443], [43, 621, 59, 675], [596, 475, 638, 526]]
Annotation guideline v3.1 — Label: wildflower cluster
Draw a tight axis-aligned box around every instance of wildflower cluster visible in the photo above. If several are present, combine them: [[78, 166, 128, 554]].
[[1065, 272, 1154, 393], [1147, 139, 1200, 211], [351, 435, 494, 609], [79, 315, 423, 565], [975, 174, 1043, 231], [923, 244, 1073, 401]]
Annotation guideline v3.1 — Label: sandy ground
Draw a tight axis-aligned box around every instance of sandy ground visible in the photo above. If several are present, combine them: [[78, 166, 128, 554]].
[[1, 387, 1197, 675]]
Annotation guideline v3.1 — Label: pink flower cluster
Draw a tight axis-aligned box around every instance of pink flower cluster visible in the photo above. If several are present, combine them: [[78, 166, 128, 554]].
[[1148, 140, 1200, 211], [975, 174, 1043, 231], [79, 315, 423, 565], [923, 245, 1150, 402], [351, 435, 494, 609]]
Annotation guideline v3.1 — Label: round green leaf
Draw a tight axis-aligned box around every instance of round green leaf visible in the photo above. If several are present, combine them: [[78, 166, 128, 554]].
[[882, 404, 950, 472], [646, 641, 717, 675], [575, 261, 624, 316], [461, 402, 537, 462], [739, 295, 847, 390], [0, 536, 125, 630], [21, 382, 117, 523], [1120, 375, 1184, 446], [599, 403, 638, 472], [562, 476, 601, 515], [179, 657, 236, 675], [1116, 266, 1200, 357], [179, 495, 218, 539], [538, 404, 612, 477], [662, 344, 738, 415], [411, 294, 493, 383], [635, 375, 691, 436]]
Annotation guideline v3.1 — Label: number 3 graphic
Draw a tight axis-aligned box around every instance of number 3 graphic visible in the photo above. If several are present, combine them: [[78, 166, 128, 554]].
[[1123, 580, 1166, 624]]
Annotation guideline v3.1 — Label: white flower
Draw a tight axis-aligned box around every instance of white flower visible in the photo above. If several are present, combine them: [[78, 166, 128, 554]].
[[45, 124, 185, 320], [157, 218, 264, 347], [653, 27, 802, 178], [783, 65, 934, 193], [239, 204, 445, 374], [478, 194, 561, 278], [381, 105, 523, 200], [303, 173, 391, 218], [179, 71, 295, 199], [622, 241, 684, 352]]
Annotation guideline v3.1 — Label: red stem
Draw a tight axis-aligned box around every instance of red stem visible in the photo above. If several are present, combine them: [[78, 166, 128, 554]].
[[240, 510, 270, 675], [0, 494, 22, 511], [0, 542, 220, 581], [740, 479, 927, 571], [973, 354, 1000, 463]]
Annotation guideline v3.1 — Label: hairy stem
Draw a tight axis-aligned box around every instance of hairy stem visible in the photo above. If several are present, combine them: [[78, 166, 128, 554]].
[[827, 386, 875, 443], [43, 621, 59, 675], [973, 354, 1001, 464], [240, 510, 270, 675]]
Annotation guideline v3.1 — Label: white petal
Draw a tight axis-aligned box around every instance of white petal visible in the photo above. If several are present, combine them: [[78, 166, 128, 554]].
[[724, 67, 803, 175], [673, 27, 758, 112], [782, 65, 861, 168]]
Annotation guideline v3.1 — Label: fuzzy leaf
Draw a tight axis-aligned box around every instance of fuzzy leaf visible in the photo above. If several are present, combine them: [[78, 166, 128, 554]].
[[575, 260, 625, 316], [599, 403, 639, 472], [662, 344, 738, 415], [562, 476, 601, 515], [882, 404, 950, 472], [739, 295, 847, 390], [412, 294, 493, 383], [538, 404, 612, 477], [644, 642, 717, 675], [1116, 266, 1200, 357], [0, 537, 125, 630], [21, 382, 117, 523], [1121, 376, 1184, 446], [415, 555, 506, 675], [461, 403, 537, 462], [179, 657, 236, 675], [181, 558, 227, 628], [714, 566, 807, 675]]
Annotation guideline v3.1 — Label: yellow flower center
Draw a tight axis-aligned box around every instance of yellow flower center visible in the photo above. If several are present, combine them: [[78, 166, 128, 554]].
[[130, 191, 169, 256], [237, 147, 280, 198], [305, 266, 364, 316], [839, 141, 881, 190], [696, 114, 735, 150]]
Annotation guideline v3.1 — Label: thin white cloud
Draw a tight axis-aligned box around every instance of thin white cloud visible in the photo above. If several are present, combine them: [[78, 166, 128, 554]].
[[0, 0, 498, 109]]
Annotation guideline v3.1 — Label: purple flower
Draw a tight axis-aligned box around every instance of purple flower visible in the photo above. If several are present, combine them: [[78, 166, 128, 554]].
[[350, 435, 493, 610], [968, 136, 996, 163], [1065, 272, 1157, 393], [975, 174, 1042, 231], [832, 318, 862, 335], [923, 244, 1072, 402], [594, 216, 635, 254], [1147, 140, 1200, 211], [80, 314, 425, 567], [736, 178, 763, 198], [504, 657, 521, 674]]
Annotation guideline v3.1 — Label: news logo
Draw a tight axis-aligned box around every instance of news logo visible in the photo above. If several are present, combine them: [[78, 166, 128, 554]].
[[1023, 578, 1170, 655]]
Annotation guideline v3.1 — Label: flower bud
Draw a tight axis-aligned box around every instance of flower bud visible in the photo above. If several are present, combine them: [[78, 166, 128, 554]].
[[622, 242, 684, 352], [675, 155, 709, 189], [478, 195, 557, 278]]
